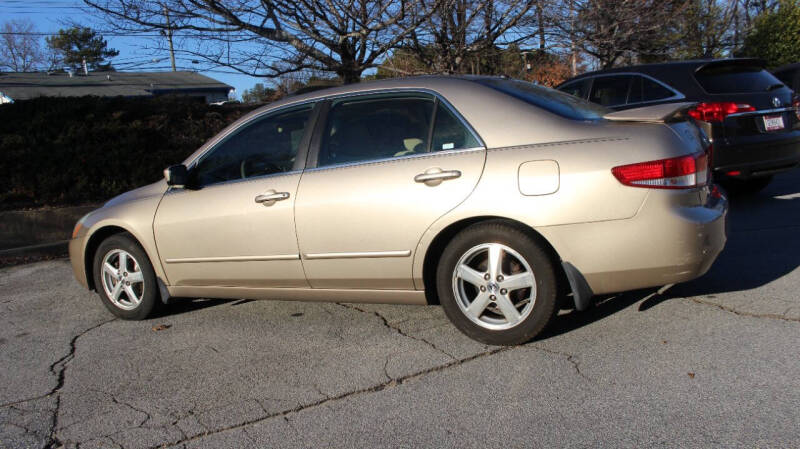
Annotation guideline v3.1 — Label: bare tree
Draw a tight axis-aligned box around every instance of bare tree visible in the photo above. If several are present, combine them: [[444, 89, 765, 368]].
[[84, 0, 438, 83], [733, 0, 781, 48], [0, 19, 45, 72], [403, 0, 540, 75], [675, 0, 742, 59], [549, 0, 689, 69]]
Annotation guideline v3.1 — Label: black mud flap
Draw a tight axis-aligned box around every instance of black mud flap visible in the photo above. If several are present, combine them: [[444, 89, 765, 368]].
[[561, 262, 594, 312]]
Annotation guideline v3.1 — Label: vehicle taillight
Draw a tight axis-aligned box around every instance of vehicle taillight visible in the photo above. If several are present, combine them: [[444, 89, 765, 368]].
[[793, 95, 800, 120], [687, 102, 755, 122], [612, 153, 709, 189]]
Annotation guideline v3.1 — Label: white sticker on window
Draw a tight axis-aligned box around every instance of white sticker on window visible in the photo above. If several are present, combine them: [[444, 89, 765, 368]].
[[442, 142, 455, 150]]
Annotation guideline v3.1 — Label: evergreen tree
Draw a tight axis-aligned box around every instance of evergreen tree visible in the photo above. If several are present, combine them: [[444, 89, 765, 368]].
[[46, 27, 119, 71], [740, 0, 800, 68]]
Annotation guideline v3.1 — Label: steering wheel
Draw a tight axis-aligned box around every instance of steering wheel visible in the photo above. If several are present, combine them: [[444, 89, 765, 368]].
[[240, 154, 281, 179]]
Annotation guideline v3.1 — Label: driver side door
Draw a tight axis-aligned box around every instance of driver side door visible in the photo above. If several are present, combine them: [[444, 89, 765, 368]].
[[154, 103, 316, 288]]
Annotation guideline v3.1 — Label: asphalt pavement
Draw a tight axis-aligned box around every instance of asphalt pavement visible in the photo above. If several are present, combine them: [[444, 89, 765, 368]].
[[1, 173, 799, 449]]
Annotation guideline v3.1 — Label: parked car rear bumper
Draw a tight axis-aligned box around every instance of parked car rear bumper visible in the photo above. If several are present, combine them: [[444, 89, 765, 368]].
[[712, 133, 800, 179], [542, 186, 728, 296]]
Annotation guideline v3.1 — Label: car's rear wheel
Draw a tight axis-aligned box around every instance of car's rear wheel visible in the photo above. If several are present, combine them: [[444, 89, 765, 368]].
[[93, 234, 159, 320], [436, 222, 558, 345]]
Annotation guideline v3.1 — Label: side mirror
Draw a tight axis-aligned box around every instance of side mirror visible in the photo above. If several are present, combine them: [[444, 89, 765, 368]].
[[164, 164, 188, 186]]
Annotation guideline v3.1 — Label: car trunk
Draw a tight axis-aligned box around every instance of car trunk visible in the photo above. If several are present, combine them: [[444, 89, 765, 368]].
[[693, 60, 799, 142], [603, 102, 710, 157]]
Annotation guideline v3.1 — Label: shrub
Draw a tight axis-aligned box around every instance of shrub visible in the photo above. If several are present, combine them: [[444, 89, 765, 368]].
[[0, 96, 258, 209]]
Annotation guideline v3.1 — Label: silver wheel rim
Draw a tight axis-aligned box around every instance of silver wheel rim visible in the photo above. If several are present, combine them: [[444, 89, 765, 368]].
[[451, 243, 537, 331], [101, 249, 145, 311]]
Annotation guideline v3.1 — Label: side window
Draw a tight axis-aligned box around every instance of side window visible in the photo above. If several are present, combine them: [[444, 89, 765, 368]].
[[431, 103, 480, 151], [628, 76, 644, 104], [318, 96, 434, 167], [640, 77, 675, 102], [589, 75, 632, 107], [559, 79, 590, 99], [192, 105, 313, 186]]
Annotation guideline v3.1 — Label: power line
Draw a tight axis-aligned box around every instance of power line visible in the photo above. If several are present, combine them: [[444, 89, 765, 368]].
[[0, 31, 171, 37], [0, 31, 255, 38]]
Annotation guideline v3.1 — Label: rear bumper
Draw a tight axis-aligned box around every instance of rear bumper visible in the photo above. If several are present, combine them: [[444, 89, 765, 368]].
[[713, 133, 800, 179], [543, 186, 728, 295]]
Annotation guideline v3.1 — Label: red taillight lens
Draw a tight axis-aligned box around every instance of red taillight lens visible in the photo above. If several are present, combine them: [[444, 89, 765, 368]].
[[793, 96, 800, 120], [687, 102, 755, 122], [612, 153, 709, 189]]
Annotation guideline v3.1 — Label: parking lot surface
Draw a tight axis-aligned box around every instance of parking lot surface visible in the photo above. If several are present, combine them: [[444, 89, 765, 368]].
[[1, 174, 799, 449]]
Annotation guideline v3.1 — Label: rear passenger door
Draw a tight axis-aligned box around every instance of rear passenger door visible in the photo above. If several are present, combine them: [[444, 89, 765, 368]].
[[294, 93, 486, 289]]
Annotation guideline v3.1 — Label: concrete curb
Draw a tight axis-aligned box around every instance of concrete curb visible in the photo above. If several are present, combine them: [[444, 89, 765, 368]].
[[0, 240, 69, 257]]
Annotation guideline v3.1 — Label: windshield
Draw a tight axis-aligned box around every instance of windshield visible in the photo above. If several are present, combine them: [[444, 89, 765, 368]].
[[474, 78, 609, 120]]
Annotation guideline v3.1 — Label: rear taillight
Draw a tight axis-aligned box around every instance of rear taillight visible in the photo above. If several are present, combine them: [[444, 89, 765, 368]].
[[612, 152, 709, 189], [793, 95, 800, 120], [687, 102, 755, 122]]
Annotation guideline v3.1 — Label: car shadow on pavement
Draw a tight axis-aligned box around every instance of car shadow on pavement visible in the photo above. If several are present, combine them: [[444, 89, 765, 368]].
[[543, 172, 800, 339], [155, 297, 231, 318], [539, 291, 645, 340]]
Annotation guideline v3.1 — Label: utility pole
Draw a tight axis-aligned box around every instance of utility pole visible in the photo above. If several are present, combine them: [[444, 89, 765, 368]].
[[163, 4, 177, 71], [536, 0, 546, 51], [569, 0, 577, 76]]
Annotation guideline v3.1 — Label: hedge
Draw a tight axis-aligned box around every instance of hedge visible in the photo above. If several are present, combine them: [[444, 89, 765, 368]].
[[0, 96, 259, 210]]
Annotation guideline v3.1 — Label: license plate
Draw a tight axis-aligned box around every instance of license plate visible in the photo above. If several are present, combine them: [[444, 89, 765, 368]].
[[763, 115, 785, 131]]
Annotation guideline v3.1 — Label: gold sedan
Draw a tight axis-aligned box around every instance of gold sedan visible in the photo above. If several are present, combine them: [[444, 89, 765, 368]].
[[69, 76, 727, 345]]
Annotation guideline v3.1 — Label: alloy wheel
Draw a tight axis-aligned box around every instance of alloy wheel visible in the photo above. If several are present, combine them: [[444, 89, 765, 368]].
[[100, 249, 145, 311], [451, 243, 537, 331]]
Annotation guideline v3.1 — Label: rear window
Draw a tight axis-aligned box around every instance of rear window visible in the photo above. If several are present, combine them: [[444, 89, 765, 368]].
[[695, 64, 784, 94], [475, 78, 608, 120]]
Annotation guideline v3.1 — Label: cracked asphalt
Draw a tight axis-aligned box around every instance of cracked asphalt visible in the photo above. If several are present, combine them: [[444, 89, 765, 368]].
[[2, 173, 799, 449]]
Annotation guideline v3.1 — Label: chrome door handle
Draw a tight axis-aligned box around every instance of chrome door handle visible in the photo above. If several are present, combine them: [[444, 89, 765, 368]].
[[254, 191, 290, 203], [414, 169, 462, 183]]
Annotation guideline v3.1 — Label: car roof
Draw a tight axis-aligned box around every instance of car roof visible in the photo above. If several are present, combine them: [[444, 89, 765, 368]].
[[557, 58, 771, 99], [264, 75, 505, 109], [566, 58, 766, 82]]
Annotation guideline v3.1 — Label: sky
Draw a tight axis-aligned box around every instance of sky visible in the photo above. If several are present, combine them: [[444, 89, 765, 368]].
[[0, 0, 264, 99]]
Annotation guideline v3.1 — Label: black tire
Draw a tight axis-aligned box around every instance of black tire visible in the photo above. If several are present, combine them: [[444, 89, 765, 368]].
[[720, 175, 772, 195], [92, 233, 160, 320], [436, 221, 558, 346]]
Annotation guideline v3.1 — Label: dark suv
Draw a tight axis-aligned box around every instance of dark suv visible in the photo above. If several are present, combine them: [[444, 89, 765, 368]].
[[773, 63, 800, 93], [558, 58, 800, 192]]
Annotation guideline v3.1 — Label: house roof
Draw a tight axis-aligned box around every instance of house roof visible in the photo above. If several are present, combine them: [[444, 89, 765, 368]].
[[0, 71, 233, 101]]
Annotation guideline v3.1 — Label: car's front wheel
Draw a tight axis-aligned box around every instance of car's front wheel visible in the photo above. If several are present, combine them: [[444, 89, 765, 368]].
[[437, 222, 558, 345], [93, 234, 160, 320]]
